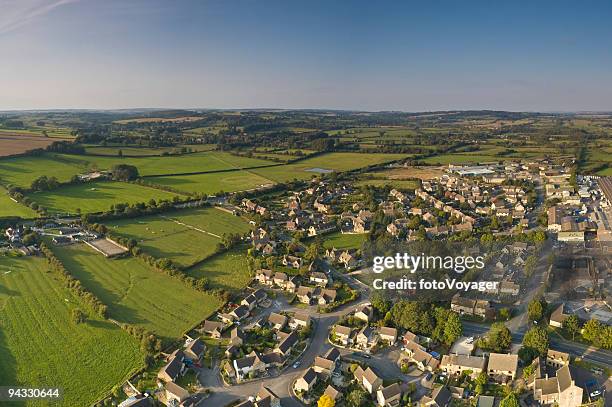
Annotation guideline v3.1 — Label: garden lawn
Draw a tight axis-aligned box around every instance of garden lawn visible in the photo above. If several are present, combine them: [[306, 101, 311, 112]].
[[105, 207, 250, 268], [186, 245, 252, 292], [27, 181, 181, 214], [0, 256, 143, 407], [146, 169, 274, 195], [251, 152, 409, 182], [322, 231, 368, 250], [0, 188, 38, 218], [51, 243, 222, 340]]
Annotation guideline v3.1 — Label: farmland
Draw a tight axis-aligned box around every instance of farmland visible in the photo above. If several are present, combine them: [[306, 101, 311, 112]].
[[0, 188, 38, 218], [0, 151, 275, 188], [250, 152, 409, 182], [51, 243, 222, 340], [0, 256, 143, 407], [186, 245, 252, 292], [27, 181, 181, 214], [105, 207, 251, 267], [146, 169, 274, 195], [83, 144, 215, 156]]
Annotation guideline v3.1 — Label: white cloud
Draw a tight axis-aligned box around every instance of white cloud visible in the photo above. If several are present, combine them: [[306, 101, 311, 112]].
[[0, 0, 79, 35]]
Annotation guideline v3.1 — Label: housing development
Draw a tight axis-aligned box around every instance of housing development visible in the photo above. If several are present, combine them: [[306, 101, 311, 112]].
[[0, 110, 610, 407]]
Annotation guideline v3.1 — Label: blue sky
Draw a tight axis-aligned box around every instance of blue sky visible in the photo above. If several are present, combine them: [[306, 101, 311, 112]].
[[0, 0, 611, 111]]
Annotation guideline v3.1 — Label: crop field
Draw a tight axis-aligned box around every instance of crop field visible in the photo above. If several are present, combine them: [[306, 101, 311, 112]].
[[28, 181, 181, 214], [0, 132, 72, 157], [419, 153, 509, 165], [83, 144, 215, 156], [146, 170, 274, 195], [0, 256, 143, 407], [251, 152, 409, 182], [322, 231, 368, 250], [0, 151, 275, 188], [186, 245, 252, 292], [106, 207, 250, 267], [51, 243, 222, 340], [355, 178, 420, 189], [0, 188, 38, 218]]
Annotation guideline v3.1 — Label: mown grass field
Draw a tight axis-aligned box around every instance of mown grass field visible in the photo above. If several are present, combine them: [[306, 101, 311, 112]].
[[28, 181, 181, 214], [0, 151, 274, 188], [83, 144, 216, 156], [419, 153, 508, 165], [51, 243, 222, 340], [251, 152, 409, 182], [322, 231, 368, 250], [0, 188, 38, 218], [355, 178, 420, 189], [105, 207, 251, 267], [0, 256, 143, 407], [186, 245, 252, 292], [146, 169, 274, 195]]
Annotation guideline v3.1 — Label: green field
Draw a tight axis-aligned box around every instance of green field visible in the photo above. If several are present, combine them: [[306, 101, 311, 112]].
[[84, 144, 215, 156], [146, 169, 274, 195], [322, 231, 368, 250], [27, 181, 181, 214], [251, 152, 409, 182], [355, 178, 420, 189], [0, 256, 143, 407], [106, 207, 251, 267], [0, 151, 274, 188], [186, 245, 252, 292], [0, 188, 38, 218], [419, 154, 507, 165], [51, 244, 222, 340]]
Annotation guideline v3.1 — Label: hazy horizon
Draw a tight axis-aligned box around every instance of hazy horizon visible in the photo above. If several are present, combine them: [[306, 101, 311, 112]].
[[1, 0, 612, 111]]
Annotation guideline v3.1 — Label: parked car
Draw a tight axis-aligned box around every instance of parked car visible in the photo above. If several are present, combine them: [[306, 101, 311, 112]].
[[293, 361, 301, 369]]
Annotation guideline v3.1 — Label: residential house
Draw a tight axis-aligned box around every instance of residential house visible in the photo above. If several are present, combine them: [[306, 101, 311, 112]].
[[377, 383, 402, 407], [318, 288, 337, 305], [157, 350, 186, 383], [405, 341, 439, 372], [421, 386, 453, 407], [289, 312, 311, 330], [296, 286, 316, 305], [354, 304, 374, 322], [231, 327, 246, 346], [268, 312, 287, 331], [356, 325, 377, 350], [256, 269, 274, 286], [231, 305, 250, 321], [275, 331, 299, 357], [202, 320, 224, 338], [546, 349, 570, 369], [309, 271, 329, 287], [487, 353, 518, 382], [440, 354, 487, 379], [313, 348, 340, 376], [549, 303, 568, 328], [184, 338, 206, 362], [333, 325, 353, 346], [294, 368, 318, 393], [324, 385, 341, 402], [282, 255, 302, 269], [379, 327, 398, 345], [256, 387, 281, 407], [354, 366, 383, 394], [164, 382, 190, 406], [532, 365, 583, 407]]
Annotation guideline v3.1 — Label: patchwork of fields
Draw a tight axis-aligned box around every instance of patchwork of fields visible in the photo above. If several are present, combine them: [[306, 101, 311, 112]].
[[106, 207, 251, 267], [50, 244, 222, 340], [0, 151, 275, 188], [250, 152, 409, 182], [0, 256, 143, 406], [28, 181, 181, 214]]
